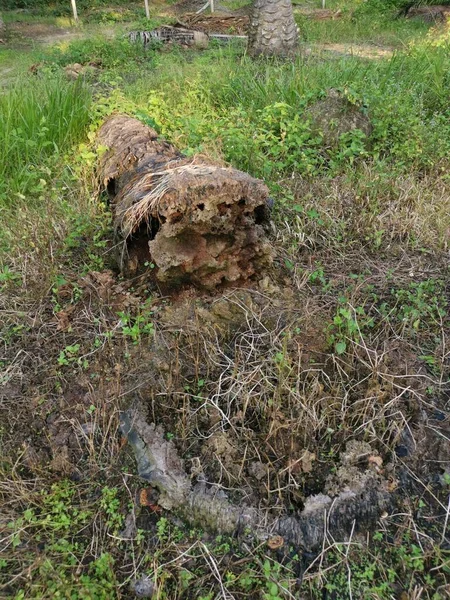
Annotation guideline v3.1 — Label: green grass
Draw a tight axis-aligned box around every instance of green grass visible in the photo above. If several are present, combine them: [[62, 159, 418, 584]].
[[0, 75, 91, 206], [296, 11, 431, 46], [114, 37, 450, 196]]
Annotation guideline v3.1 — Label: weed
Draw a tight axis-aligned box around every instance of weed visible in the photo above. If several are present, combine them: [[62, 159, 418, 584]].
[[392, 279, 446, 333], [0, 76, 90, 205], [0, 265, 21, 289], [118, 307, 154, 345], [327, 300, 374, 354]]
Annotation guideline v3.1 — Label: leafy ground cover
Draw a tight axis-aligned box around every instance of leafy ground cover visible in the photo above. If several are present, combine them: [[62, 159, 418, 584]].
[[1, 2, 449, 598]]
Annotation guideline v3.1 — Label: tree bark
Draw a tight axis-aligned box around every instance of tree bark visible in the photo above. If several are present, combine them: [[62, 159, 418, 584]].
[[96, 115, 272, 289], [248, 0, 299, 58], [120, 407, 392, 552]]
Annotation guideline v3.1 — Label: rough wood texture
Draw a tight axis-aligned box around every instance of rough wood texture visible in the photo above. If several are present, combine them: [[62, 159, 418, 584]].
[[121, 406, 392, 552], [129, 26, 209, 48], [248, 0, 299, 57], [405, 5, 450, 21], [97, 115, 272, 289]]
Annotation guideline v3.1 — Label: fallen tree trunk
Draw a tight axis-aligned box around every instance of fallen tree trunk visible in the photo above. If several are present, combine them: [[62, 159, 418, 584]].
[[120, 407, 393, 552], [97, 115, 272, 289], [404, 5, 450, 21], [128, 26, 210, 48], [129, 26, 247, 48]]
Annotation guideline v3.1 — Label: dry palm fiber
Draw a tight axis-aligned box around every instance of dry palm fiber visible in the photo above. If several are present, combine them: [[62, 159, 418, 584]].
[[97, 114, 272, 289]]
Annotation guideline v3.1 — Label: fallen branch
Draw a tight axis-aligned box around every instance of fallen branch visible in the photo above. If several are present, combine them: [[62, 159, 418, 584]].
[[128, 26, 247, 47], [120, 406, 393, 551]]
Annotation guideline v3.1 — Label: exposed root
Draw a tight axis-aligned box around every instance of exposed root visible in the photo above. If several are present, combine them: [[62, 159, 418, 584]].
[[120, 405, 392, 551]]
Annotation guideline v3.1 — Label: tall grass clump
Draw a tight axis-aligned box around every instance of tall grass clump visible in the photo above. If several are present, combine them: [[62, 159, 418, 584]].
[[121, 40, 450, 180], [0, 75, 91, 206]]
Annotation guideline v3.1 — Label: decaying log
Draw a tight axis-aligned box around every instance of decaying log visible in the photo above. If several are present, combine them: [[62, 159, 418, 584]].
[[97, 115, 272, 289], [128, 26, 209, 48], [404, 5, 450, 21], [120, 407, 392, 551], [128, 26, 247, 48]]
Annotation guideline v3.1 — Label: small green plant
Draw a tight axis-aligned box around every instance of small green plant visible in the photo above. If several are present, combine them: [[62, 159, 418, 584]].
[[262, 559, 289, 600], [118, 308, 154, 344], [0, 265, 21, 287], [327, 301, 374, 354], [392, 279, 446, 333], [57, 343, 88, 369], [57, 343, 80, 365], [100, 486, 124, 534]]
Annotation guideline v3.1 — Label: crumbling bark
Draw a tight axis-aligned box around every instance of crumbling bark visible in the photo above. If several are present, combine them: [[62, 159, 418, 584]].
[[404, 5, 450, 21], [120, 407, 392, 551], [248, 0, 299, 58], [97, 115, 272, 289]]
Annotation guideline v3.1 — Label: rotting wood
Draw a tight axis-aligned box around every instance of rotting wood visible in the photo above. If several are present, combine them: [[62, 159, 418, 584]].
[[128, 26, 210, 48], [128, 26, 247, 48], [120, 406, 393, 551], [97, 115, 272, 289], [404, 4, 450, 21]]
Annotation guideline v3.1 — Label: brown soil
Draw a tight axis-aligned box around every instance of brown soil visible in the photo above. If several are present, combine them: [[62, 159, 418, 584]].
[[312, 42, 394, 60]]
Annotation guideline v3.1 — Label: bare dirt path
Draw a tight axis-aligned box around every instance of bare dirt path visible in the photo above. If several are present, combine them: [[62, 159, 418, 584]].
[[7, 21, 84, 47], [311, 42, 395, 59]]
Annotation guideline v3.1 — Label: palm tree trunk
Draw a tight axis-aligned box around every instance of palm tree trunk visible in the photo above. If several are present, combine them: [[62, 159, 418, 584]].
[[248, 0, 299, 57]]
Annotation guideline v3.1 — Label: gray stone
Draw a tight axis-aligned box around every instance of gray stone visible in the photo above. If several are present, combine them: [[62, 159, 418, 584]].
[[132, 575, 155, 598]]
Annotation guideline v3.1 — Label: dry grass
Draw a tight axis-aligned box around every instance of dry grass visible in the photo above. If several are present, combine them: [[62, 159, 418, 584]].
[[1, 158, 449, 597]]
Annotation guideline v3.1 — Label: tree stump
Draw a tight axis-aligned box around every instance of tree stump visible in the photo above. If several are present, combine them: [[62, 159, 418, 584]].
[[96, 115, 272, 289]]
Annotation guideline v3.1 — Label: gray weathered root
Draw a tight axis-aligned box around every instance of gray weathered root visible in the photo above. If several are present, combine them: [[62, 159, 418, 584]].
[[120, 407, 392, 551]]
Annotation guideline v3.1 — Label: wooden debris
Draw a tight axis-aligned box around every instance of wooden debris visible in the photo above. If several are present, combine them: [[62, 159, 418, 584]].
[[96, 115, 272, 289]]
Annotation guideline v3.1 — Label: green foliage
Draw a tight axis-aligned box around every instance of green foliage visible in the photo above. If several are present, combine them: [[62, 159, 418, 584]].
[[105, 39, 450, 185], [355, 0, 450, 16], [1, 0, 129, 13], [6, 481, 122, 599], [0, 75, 90, 206], [327, 300, 375, 354], [0, 265, 21, 289], [44, 35, 155, 69], [391, 279, 447, 333], [307, 532, 450, 599], [118, 306, 155, 344], [100, 486, 124, 534]]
